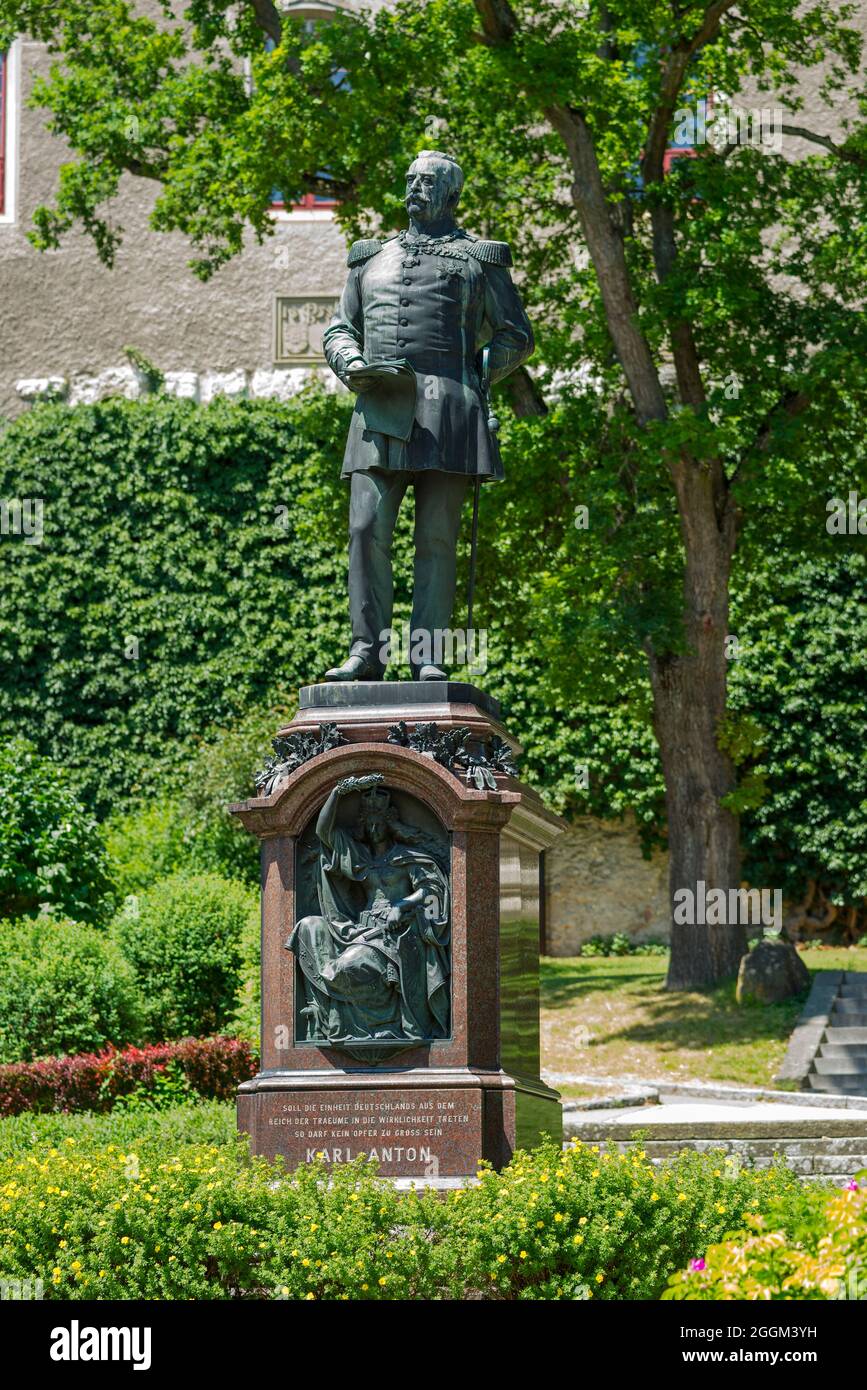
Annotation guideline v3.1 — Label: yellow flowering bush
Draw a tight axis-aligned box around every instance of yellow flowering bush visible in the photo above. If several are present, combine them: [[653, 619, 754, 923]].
[[427, 1139, 802, 1300], [0, 1113, 806, 1301], [665, 1179, 867, 1301], [0, 1133, 446, 1300]]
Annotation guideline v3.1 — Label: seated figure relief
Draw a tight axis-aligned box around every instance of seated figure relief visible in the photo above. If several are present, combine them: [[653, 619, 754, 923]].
[[287, 773, 451, 1060]]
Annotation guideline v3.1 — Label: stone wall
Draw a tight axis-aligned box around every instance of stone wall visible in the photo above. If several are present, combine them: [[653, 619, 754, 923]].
[[545, 817, 669, 956]]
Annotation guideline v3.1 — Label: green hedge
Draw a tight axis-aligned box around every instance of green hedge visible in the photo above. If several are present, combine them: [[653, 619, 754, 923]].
[[729, 554, 867, 905], [0, 1127, 803, 1300], [0, 394, 570, 817]]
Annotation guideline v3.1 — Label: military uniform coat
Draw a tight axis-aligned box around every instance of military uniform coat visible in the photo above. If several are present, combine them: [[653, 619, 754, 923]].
[[322, 229, 534, 480]]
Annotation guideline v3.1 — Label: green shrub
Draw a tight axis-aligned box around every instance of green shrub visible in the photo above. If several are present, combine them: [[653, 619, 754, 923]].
[[110, 1059, 198, 1115], [102, 798, 187, 899], [0, 738, 115, 925], [112, 873, 256, 1040], [433, 1139, 803, 1300], [103, 706, 288, 897], [0, 918, 141, 1063], [578, 934, 668, 958]]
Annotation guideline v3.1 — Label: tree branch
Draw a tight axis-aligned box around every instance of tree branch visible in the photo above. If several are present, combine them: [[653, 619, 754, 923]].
[[779, 123, 867, 166], [640, 5, 740, 416], [643, 0, 740, 185], [247, 0, 283, 47], [501, 365, 548, 418], [472, 0, 519, 45], [728, 387, 811, 492], [548, 104, 667, 425]]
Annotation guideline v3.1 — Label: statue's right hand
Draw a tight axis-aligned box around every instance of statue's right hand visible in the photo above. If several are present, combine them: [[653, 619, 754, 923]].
[[343, 357, 370, 392], [335, 772, 385, 796]]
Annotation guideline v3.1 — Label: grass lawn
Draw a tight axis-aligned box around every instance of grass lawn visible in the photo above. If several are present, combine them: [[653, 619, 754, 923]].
[[540, 949, 867, 1095]]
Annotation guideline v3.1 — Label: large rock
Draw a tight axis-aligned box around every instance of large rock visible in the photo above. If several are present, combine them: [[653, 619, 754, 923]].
[[736, 937, 811, 1004]]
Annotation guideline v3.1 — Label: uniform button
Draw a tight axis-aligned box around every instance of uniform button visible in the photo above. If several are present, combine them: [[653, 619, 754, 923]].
[[397, 338, 406, 346], [400, 298, 409, 306], [400, 318, 408, 326], [403, 278, 412, 285]]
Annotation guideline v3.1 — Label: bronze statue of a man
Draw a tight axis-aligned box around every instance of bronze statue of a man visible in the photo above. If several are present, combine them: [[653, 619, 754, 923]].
[[322, 149, 534, 682]]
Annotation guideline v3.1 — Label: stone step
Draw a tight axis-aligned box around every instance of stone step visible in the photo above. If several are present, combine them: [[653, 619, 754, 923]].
[[813, 1056, 867, 1076], [819, 1043, 867, 1060], [620, 1137, 867, 1158], [808, 1074, 867, 1095], [830, 1007, 867, 1026], [824, 1027, 867, 1044], [839, 983, 867, 998], [563, 1120, 867, 1184]]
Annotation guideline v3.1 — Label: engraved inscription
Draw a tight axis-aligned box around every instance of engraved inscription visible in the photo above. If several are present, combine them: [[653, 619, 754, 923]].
[[267, 1095, 472, 1164]]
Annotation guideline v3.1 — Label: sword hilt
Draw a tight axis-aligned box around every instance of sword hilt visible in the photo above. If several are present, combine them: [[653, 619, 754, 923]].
[[480, 345, 500, 433]]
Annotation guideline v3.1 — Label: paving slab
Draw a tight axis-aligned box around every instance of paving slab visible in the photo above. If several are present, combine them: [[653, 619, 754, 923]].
[[566, 1099, 866, 1141]]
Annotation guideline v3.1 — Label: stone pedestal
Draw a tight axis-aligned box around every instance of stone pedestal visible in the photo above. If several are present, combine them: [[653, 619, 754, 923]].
[[230, 682, 563, 1180]]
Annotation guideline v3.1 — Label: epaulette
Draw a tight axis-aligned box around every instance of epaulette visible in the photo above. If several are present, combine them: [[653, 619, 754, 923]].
[[464, 238, 512, 268], [347, 238, 383, 267]]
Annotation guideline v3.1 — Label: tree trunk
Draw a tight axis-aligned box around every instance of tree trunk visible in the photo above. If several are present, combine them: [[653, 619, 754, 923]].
[[648, 461, 745, 990]]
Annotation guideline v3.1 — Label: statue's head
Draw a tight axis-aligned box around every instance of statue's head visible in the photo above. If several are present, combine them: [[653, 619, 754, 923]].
[[405, 150, 464, 225], [359, 783, 393, 843]]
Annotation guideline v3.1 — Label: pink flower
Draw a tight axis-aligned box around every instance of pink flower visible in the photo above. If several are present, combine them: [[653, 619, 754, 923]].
[[846, 1180, 859, 1191], [688, 1258, 706, 1273]]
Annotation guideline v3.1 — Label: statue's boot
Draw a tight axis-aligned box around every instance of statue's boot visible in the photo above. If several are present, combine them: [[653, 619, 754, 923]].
[[413, 663, 449, 682], [323, 654, 381, 682]]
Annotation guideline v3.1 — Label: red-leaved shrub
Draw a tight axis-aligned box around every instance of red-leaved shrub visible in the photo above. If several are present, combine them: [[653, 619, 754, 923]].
[[0, 1036, 257, 1117]]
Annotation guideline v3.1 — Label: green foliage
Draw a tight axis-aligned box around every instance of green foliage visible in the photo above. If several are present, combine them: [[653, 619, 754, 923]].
[[437, 1140, 801, 1300], [0, 738, 115, 925], [110, 1060, 197, 1115], [102, 798, 187, 899], [0, 918, 141, 1063], [230, 890, 261, 1050], [111, 872, 256, 1040], [179, 704, 293, 885], [103, 705, 292, 893], [578, 934, 668, 958], [0, 1130, 804, 1300], [729, 553, 867, 903]]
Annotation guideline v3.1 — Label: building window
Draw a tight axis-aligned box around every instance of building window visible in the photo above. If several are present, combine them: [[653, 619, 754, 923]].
[[271, 188, 340, 215], [0, 42, 18, 222]]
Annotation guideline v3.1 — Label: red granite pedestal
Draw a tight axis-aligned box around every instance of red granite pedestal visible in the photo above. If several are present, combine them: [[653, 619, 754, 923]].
[[230, 682, 563, 1180]]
